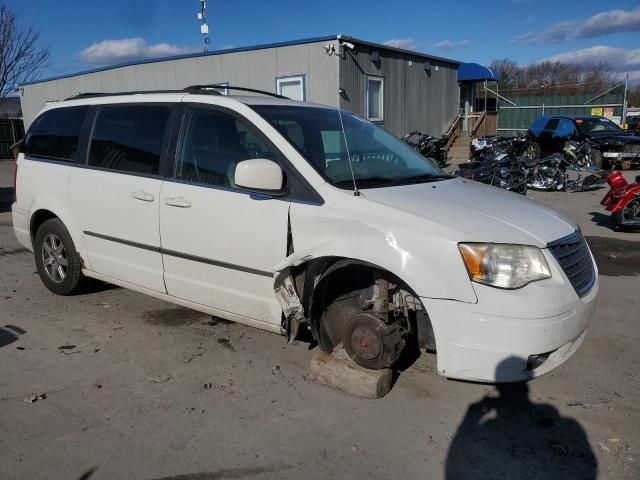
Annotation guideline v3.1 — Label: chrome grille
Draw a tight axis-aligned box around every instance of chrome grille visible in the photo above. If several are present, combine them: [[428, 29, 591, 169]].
[[547, 231, 595, 297]]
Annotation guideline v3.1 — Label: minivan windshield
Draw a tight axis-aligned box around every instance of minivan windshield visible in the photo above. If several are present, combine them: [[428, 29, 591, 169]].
[[252, 105, 446, 189]]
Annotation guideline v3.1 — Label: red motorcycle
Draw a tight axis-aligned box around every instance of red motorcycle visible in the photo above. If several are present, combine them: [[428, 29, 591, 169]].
[[601, 172, 640, 228]]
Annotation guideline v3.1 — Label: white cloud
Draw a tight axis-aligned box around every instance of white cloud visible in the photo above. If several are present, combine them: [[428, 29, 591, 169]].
[[513, 6, 640, 44], [383, 38, 417, 50], [544, 46, 640, 67], [541, 45, 640, 83], [80, 38, 196, 65], [432, 40, 471, 50]]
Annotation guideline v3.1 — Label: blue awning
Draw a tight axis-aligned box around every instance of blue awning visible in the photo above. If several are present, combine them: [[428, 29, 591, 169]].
[[458, 63, 500, 82]]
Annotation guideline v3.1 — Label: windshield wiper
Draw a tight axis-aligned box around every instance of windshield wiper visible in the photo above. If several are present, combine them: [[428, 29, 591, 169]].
[[333, 176, 398, 188], [333, 174, 452, 189], [392, 174, 453, 184]]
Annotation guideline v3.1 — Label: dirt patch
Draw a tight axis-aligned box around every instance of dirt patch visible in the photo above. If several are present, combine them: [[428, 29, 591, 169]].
[[0, 247, 28, 257], [142, 307, 210, 327], [151, 465, 290, 480], [585, 236, 640, 277], [217, 338, 236, 351], [206, 317, 233, 327]]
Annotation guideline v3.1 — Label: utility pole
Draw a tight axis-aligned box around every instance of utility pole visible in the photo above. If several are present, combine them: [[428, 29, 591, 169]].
[[622, 73, 629, 125], [197, 0, 210, 52]]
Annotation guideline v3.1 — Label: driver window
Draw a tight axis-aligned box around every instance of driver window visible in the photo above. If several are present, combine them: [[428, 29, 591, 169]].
[[177, 107, 278, 188]]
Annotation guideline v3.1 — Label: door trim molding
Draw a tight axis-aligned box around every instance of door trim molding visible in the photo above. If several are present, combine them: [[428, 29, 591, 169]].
[[83, 230, 274, 278]]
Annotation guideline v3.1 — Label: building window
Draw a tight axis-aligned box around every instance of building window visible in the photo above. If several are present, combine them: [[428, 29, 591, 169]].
[[366, 76, 384, 122], [276, 75, 305, 101]]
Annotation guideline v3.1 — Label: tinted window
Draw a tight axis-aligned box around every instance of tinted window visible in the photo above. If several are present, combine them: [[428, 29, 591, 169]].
[[89, 105, 171, 175], [176, 107, 279, 188], [543, 118, 559, 134], [24, 106, 89, 161], [529, 116, 549, 137], [553, 118, 577, 138]]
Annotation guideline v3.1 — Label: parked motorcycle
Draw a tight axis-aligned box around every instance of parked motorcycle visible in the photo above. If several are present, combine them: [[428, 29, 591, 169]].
[[457, 136, 529, 194], [402, 131, 448, 168], [471, 135, 528, 160], [601, 172, 640, 228], [527, 140, 607, 192]]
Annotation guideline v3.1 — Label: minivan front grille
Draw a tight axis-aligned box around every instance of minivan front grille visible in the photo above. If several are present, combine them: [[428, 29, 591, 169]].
[[547, 231, 595, 297]]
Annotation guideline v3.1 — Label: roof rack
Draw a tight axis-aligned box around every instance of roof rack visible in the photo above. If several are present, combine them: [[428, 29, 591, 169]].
[[184, 84, 287, 99], [65, 89, 215, 101], [65, 85, 287, 101]]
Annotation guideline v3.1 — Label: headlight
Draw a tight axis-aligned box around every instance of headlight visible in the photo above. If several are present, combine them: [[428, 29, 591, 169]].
[[458, 243, 551, 289]]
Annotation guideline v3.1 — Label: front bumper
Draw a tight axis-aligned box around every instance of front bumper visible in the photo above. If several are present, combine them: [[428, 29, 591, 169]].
[[423, 249, 599, 383], [603, 151, 640, 164]]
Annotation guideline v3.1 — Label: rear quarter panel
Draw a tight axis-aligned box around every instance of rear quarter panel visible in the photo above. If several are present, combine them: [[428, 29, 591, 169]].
[[15, 157, 86, 260]]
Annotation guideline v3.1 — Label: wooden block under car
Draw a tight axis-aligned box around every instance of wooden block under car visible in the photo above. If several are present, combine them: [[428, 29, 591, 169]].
[[308, 346, 393, 399]]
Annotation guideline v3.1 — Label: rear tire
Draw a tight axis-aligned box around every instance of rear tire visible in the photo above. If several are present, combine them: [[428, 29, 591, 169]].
[[34, 218, 83, 295], [613, 198, 640, 229], [526, 142, 541, 160]]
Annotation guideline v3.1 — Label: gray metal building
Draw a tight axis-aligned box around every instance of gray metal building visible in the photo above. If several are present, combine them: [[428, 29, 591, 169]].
[[19, 34, 461, 137]]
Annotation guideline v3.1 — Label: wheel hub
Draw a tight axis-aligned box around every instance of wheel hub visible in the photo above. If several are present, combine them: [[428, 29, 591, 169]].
[[42, 233, 68, 283], [342, 312, 406, 370]]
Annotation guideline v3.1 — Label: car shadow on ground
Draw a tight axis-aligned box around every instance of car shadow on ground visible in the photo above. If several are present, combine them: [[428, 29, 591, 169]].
[[588, 211, 617, 230], [444, 357, 597, 480], [0, 187, 13, 213], [0, 324, 26, 348]]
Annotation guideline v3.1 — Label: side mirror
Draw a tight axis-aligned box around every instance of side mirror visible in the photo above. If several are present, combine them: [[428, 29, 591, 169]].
[[234, 159, 286, 195]]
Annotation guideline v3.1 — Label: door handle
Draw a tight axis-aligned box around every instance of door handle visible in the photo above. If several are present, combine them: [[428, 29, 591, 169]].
[[164, 196, 191, 208], [131, 190, 155, 202]]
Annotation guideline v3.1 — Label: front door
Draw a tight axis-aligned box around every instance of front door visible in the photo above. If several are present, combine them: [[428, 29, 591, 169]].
[[70, 104, 174, 293], [159, 105, 290, 326]]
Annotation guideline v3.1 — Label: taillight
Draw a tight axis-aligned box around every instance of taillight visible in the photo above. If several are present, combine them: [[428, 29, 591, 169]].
[[13, 163, 17, 203], [607, 171, 628, 190]]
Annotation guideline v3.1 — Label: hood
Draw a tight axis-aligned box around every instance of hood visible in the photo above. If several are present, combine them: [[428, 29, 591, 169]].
[[590, 133, 640, 145], [360, 178, 576, 247]]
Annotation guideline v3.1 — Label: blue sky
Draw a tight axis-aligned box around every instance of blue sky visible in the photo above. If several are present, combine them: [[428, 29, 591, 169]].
[[6, 0, 640, 82]]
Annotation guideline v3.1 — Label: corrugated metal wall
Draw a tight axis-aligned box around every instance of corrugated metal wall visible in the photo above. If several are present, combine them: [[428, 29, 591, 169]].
[[20, 40, 340, 128], [339, 45, 459, 137], [497, 93, 625, 136]]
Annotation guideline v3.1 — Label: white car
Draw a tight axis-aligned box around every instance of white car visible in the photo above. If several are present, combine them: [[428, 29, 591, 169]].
[[12, 87, 598, 382]]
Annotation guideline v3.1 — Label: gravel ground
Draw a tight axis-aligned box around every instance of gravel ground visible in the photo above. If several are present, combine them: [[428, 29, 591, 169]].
[[0, 159, 638, 480]]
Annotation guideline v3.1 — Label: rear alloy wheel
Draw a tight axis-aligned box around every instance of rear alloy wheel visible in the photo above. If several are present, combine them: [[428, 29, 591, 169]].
[[34, 218, 83, 295], [525, 142, 540, 160], [613, 198, 640, 228]]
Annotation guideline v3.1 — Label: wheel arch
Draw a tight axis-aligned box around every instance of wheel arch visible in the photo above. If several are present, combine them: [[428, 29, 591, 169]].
[[28, 199, 88, 269], [277, 255, 436, 354]]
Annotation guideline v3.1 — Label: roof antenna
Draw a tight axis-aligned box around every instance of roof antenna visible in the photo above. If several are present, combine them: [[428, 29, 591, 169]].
[[324, 42, 360, 197], [197, 1, 210, 52]]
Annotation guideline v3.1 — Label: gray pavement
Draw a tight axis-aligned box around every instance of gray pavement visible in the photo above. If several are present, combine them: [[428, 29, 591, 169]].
[[0, 160, 638, 480]]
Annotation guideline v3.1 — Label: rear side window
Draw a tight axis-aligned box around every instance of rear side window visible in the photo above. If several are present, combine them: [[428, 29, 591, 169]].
[[89, 105, 171, 175], [553, 118, 577, 138], [24, 106, 89, 161], [529, 116, 549, 137]]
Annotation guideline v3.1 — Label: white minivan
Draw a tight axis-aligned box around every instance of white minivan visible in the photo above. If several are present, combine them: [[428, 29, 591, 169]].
[[12, 87, 598, 382]]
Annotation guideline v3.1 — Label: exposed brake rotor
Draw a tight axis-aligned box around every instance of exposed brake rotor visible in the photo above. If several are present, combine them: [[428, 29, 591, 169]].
[[342, 312, 405, 370]]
